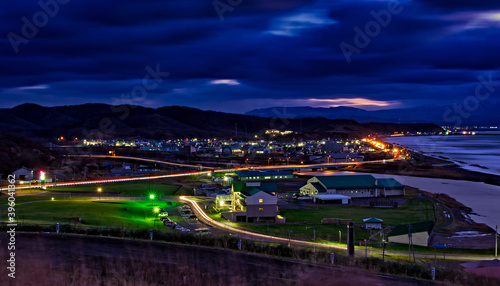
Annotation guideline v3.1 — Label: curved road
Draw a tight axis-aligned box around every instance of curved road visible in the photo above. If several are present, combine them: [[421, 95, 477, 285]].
[[180, 196, 498, 262]]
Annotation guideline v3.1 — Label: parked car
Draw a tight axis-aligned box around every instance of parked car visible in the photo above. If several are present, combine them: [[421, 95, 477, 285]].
[[158, 211, 169, 217], [174, 225, 189, 232], [166, 221, 177, 228]]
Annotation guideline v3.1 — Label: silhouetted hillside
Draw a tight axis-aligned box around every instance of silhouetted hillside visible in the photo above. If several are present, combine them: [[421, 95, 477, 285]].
[[246, 105, 500, 126], [0, 104, 443, 140]]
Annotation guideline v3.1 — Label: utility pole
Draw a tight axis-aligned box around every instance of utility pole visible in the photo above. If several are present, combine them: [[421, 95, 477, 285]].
[[420, 202, 423, 222], [408, 224, 412, 262], [364, 239, 367, 257], [382, 231, 386, 262], [287, 230, 293, 247]]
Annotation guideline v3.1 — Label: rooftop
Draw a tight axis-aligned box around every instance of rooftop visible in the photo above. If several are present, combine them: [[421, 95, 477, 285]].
[[389, 221, 434, 237], [316, 175, 376, 189], [363, 217, 384, 223], [235, 170, 293, 177]]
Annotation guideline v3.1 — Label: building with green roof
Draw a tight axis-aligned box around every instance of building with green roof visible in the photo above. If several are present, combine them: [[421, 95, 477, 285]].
[[299, 175, 405, 198], [219, 181, 279, 223], [233, 170, 293, 181]]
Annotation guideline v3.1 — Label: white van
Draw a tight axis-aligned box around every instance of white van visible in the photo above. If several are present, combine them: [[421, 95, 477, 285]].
[[194, 228, 211, 236]]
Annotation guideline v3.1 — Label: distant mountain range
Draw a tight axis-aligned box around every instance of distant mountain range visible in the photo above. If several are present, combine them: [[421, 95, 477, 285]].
[[246, 104, 500, 126], [0, 103, 443, 140]]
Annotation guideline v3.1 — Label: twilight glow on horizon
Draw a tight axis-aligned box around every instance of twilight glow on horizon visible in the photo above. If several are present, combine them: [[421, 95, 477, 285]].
[[1, 0, 500, 113]]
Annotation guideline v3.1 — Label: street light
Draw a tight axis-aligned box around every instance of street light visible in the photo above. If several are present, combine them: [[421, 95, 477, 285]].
[[97, 187, 102, 200], [306, 226, 316, 241], [268, 157, 271, 166], [149, 193, 156, 208], [153, 207, 159, 228], [287, 230, 293, 247]]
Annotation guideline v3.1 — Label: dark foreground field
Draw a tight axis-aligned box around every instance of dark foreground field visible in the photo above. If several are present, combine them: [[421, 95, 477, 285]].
[[0, 233, 439, 286]]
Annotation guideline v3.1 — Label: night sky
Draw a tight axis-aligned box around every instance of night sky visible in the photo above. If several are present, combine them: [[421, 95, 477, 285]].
[[2, 0, 500, 113]]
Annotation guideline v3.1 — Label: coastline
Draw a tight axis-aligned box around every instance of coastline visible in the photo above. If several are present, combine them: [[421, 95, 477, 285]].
[[302, 167, 500, 232], [380, 134, 500, 178], [350, 154, 500, 187]]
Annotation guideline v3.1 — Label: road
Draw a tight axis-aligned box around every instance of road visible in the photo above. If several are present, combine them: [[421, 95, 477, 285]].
[[2, 154, 399, 192], [0, 232, 440, 286], [180, 196, 498, 262]]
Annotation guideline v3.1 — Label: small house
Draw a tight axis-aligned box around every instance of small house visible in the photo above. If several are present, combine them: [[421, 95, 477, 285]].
[[363, 217, 383, 229]]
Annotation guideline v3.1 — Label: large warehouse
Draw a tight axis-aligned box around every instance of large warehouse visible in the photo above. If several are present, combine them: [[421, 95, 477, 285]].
[[299, 175, 405, 198]]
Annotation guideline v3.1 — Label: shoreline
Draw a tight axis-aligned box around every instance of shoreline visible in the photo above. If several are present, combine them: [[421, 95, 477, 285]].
[[302, 168, 500, 232], [380, 134, 500, 178], [350, 155, 500, 187]]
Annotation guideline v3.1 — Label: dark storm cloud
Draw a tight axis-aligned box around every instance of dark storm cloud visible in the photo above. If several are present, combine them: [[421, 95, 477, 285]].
[[1, 0, 500, 112], [419, 0, 500, 11]]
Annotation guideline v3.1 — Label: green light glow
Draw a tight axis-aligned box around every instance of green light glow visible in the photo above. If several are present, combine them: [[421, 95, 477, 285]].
[[149, 194, 155, 199]]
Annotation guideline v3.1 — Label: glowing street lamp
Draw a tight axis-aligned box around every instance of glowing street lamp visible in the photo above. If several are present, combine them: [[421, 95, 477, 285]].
[[153, 207, 159, 228], [40, 171, 46, 190], [149, 193, 156, 208], [268, 158, 271, 166], [97, 187, 102, 200]]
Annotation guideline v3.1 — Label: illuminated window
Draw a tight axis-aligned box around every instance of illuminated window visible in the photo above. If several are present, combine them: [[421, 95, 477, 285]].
[[259, 208, 263, 212], [259, 199, 263, 203]]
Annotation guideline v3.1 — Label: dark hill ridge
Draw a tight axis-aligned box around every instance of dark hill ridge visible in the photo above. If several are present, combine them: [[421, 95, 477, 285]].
[[246, 104, 500, 126], [0, 103, 443, 140]]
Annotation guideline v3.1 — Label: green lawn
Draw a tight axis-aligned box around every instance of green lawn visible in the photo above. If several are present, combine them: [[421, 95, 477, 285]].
[[220, 198, 435, 242], [0, 196, 76, 204], [240, 223, 368, 241], [7, 198, 183, 229], [280, 198, 435, 225], [47, 182, 181, 196]]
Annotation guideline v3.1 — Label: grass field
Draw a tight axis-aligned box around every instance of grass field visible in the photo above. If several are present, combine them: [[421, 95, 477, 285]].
[[4, 198, 183, 229], [226, 198, 435, 242], [0, 195, 76, 204], [47, 182, 181, 196], [280, 198, 435, 225]]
